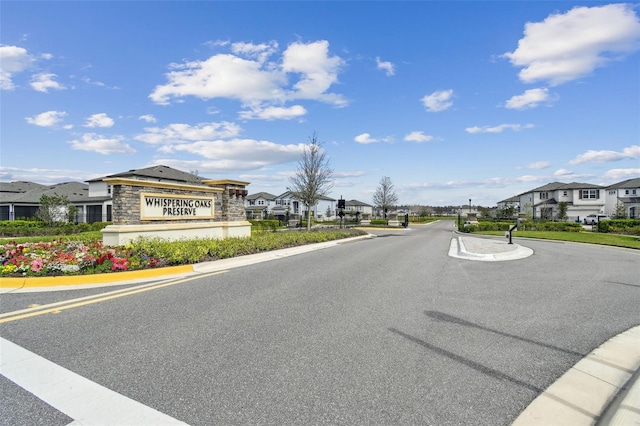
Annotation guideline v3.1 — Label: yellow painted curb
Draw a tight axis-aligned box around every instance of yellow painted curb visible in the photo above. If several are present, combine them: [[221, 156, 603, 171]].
[[0, 265, 194, 288]]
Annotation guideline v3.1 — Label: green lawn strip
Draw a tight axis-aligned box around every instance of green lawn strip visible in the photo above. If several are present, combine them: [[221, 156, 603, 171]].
[[476, 230, 640, 250]]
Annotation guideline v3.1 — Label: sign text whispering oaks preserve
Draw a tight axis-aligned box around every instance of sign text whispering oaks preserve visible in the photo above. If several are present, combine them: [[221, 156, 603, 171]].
[[141, 193, 215, 219]]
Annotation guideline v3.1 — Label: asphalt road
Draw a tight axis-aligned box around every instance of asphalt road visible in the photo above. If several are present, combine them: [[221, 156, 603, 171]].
[[1, 221, 639, 425]]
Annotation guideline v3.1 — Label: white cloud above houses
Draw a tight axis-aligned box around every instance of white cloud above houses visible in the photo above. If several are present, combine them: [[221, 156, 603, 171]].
[[0, 45, 35, 90], [404, 131, 434, 143], [84, 113, 114, 128], [149, 40, 347, 116], [569, 145, 640, 165], [465, 123, 534, 134], [603, 168, 640, 180], [25, 110, 67, 127], [354, 133, 378, 144], [69, 133, 135, 155], [157, 139, 304, 166], [239, 105, 307, 121], [503, 3, 640, 85], [376, 57, 395, 76], [421, 89, 454, 112], [525, 161, 551, 170], [135, 121, 241, 145], [30, 72, 66, 93], [505, 88, 556, 110], [138, 114, 157, 123]]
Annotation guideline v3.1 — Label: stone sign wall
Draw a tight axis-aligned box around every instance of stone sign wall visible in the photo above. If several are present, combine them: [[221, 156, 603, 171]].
[[101, 177, 250, 245]]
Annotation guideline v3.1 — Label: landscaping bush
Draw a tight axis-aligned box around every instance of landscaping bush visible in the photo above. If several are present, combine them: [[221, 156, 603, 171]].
[[517, 220, 582, 232], [249, 219, 281, 232], [598, 219, 640, 235], [0, 221, 110, 237]]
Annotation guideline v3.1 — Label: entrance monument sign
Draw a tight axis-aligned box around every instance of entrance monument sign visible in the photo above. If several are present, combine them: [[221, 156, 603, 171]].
[[101, 177, 250, 245]]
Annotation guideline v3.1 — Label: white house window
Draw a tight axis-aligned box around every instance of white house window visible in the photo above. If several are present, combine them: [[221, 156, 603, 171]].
[[581, 189, 599, 199], [540, 192, 549, 200], [625, 190, 630, 195], [258, 200, 264, 205], [562, 191, 568, 197], [633, 190, 637, 195], [107, 185, 112, 195], [249, 200, 255, 206]]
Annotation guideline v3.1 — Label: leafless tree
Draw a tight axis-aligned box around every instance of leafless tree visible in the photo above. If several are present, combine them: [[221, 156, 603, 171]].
[[372, 176, 398, 218], [288, 132, 334, 231]]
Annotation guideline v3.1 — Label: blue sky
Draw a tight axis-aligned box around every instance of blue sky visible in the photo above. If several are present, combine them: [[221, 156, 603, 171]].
[[1, 1, 639, 207]]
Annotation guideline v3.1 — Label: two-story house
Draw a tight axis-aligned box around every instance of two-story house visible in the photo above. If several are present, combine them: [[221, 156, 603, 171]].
[[517, 182, 605, 221], [245, 192, 277, 219], [604, 177, 640, 219]]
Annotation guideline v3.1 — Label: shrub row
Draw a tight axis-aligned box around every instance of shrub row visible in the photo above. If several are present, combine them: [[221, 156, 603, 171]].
[[597, 219, 640, 235], [0, 221, 110, 237], [128, 228, 367, 265]]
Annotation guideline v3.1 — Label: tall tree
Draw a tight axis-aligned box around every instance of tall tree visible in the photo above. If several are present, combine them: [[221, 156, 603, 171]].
[[36, 195, 71, 227], [288, 132, 334, 231], [557, 201, 569, 222], [372, 176, 398, 218]]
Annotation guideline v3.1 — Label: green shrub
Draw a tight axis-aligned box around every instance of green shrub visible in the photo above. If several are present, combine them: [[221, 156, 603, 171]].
[[249, 219, 280, 232], [598, 219, 640, 235], [517, 220, 582, 232]]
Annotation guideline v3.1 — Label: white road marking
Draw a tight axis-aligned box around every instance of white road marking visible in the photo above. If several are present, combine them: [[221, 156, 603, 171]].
[[0, 338, 189, 425]]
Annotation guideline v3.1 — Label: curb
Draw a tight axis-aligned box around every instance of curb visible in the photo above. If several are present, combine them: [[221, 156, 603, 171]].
[[513, 325, 640, 425]]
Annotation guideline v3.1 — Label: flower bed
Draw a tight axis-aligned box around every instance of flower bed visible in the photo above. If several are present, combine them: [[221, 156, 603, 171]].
[[0, 240, 164, 277]]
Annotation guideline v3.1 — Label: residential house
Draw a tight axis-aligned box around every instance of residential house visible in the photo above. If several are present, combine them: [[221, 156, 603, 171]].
[[517, 182, 605, 221], [344, 200, 374, 218], [268, 191, 336, 222], [496, 195, 520, 217], [0, 181, 110, 223], [245, 192, 277, 219], [604, 177, 640, 219], [1, 165, 207, 223]]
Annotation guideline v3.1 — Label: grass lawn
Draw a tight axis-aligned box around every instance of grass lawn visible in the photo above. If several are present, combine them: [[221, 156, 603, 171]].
[[477, 230, 640, 250]]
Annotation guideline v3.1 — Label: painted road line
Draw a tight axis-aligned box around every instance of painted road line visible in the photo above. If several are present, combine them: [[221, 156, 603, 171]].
[[0, 270, 228, 324], [0, 338, 189, 425]]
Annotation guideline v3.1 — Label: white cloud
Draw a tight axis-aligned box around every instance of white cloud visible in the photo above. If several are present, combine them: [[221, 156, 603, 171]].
[[150, 39, 347, 113], [421, 89, 453, 112], [0, 45, 34, 90], [41, 53, 53, 60], [281, 40, 346, 105], [239, 105, 307, 120], [404, 131, 434, 143], [354, 133, 378, 144], [603, 168, 640, 180], [84, 113, 114, 128], [505, 88, 556, 110], [569, 145, 640, 165], [466, 123, 534, 134], [525, 161, 551, 170], [504, 4, 640, 85], [376, 57, 395, 76], [554, 168, 573, 177], [230, 40, 278, 64], [161, 139, 304, 166], [139, 114, 157, 123], [25, 110, 67, 127], [30, 73, 66, 93], [135, 121, 241, 144], [69, 133, 135, 155]]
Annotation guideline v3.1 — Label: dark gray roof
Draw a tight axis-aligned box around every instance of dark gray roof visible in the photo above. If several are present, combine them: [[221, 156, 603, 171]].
[[519, 181, 604, 196], [534, 198, 558, 207], [0, 181, 47, 194], [606, 177, 640, 190], [276, 191, 335, 201], [87, 165, 206, 185], [346, 199, 373, 207], [246, 192, 277, 201], [0, 181, 95, 204], [498, 195, 520, 203]]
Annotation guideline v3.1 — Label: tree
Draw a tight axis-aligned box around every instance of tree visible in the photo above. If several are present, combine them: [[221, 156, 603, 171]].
[[372, 176, 398, 219], [287, 132, 334, 231], [557, 201, 569, 222], [36, 195, 71, 227], [612, 200, 628, 219]]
